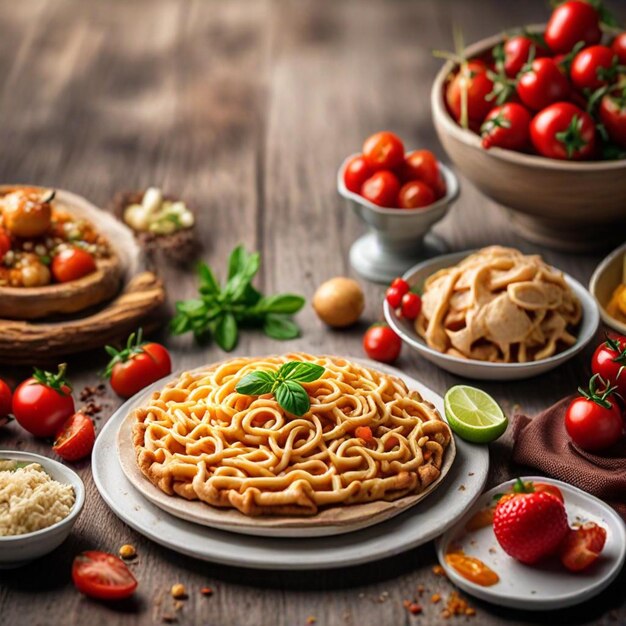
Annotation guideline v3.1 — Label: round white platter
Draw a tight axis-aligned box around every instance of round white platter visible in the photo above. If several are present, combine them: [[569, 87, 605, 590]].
[[436, 476, 626, 610], [92, 360, 489, 570]]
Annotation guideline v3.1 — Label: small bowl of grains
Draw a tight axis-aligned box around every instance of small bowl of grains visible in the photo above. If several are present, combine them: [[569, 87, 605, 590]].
[[0, 450, 85, 568]]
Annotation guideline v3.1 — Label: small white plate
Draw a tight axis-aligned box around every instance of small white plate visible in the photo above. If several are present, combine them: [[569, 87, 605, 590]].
[[436, 477, 626, 610], [384, 251, 600, 381], [92, 363, 489, 569]]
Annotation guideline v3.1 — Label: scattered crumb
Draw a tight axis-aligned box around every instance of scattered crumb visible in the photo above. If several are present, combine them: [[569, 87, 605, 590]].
[[443, 591, 476, 618], [488, 547, 497, 554], [162, 615, 176, 624], [200, 586, 213, 596], [458, 484, 466, 491], [377, 591, 389, 603], [431, 593, 441, 604], [306, 616, 317, 625], [79, 384, 106, 402], [173, 601, 184, 611], [432, 565, 446, 577], [417, 584, 425, 595], [170, 584, 187, 599], [468, 472, 475, 476], [119, 544, 136, 559]]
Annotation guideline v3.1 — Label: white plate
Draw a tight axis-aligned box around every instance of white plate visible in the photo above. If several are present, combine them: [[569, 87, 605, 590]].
[[384, 251, 600, 381], [92, 363, 489, 569], [436, 477, 626, 610]]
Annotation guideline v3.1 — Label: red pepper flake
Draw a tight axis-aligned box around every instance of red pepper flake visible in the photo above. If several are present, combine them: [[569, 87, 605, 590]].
[[408, 603, 422, 615], [200, 587, 213, 596], [432, 565, 445, 577]]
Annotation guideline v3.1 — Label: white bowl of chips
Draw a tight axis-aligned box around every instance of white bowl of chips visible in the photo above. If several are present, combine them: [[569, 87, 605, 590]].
[[384, 248, 600, 381]]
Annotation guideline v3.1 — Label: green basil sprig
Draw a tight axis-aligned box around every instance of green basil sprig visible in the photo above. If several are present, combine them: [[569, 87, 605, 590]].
[[170, 246, 305, 351], [236, 361, 324, 416]]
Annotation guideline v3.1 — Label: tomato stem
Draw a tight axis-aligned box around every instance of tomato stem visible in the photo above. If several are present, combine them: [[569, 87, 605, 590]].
[[32, 363, 72, 396]]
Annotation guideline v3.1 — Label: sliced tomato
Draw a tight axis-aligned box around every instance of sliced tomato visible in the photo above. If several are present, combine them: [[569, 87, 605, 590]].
[[560, 522, 607, 572], [53, 412, 96, 462], [0, 228, 11, 261], [72, 551, 138, 600]]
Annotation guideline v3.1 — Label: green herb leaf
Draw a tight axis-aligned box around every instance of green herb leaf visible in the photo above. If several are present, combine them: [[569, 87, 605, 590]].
[[198, 263, 220, 295], [214, 313, 238, 351], [227, 245, 248, 280], [224, 250, 260, 301], [275, 380, 311, 416], [236, 371, 276, 395], [255, 294, 305, 315], [279, 361, 325, 383], [263, 314, 300, 340]]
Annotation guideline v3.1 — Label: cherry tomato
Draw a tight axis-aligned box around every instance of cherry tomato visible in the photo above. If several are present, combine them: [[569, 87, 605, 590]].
[[591, 335, 626, 397], [390, 277, 410, 295], [545, 0, 601, 54], [0, 378, 12, 418], [106, 330, 172, 399], [560, 522, 607, 572], [361, 171, 401, 208], [530, 102, 596, 160], [400, 292, 422, 320], [363, 324, 402, 364], [0, 228, 11, 261], [611, 32, 626, 65], [362, 131, 405, 171], [51, 247, 97, 283], [517, 58, 570, 111], [564, 375, 623, 452], [343, 154, 372, 193], [399, 150, 441, 189], [397, 180, 436, 209], [385, 286, 404, 309], [445, 60, 494, 126], [571, 45, 617, 91], [481, 103, 532, 151], [599, 89, 626, 149], [503, 35, 548, 78], [13, 364, 75, 438], [72, 551, 138, 600], [53, 412, 96, 462]]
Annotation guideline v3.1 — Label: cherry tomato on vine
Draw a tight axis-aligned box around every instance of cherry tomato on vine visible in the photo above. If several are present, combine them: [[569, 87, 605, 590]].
[[399, 150, 441, 189], [0, 228, 10, 261], [363, 324, 402, 364], [362, 131, 405, 171], [13, 364, 75, 438], [51, 247, 97, 283], [599, 88, 626, 149], [445, 60, 494, 127], [503, 35, 548, 78], [386, 277, 410, 309], [545, 0, 601, 54], [481, 103, 532, 151], [530, 102, 596, 160], [591, 335, 626, 397], [517, 58, 570, 111], [611, 32, 626, 65], [53, 412, 95, 462], [397, 180, 436, 209], [72, 551, 138, 600], [390, 277, 410, 295], [0, 379, 12, 419], [361, 171, 401, 208], [343, 154, 372, 194], [571, 45, 618, 91], [564, 375, 623, 452], [105, 329, 172, 399], [400, 292, 422, 320]]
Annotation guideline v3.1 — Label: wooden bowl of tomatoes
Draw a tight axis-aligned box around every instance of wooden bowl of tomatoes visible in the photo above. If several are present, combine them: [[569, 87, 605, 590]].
[[338, 131, 459, 283], [431, 1, 626, 252]]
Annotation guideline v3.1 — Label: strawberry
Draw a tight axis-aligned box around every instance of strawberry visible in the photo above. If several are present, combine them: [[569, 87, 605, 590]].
[[493, 488, 569, 564], [560, 522, 607, 572]]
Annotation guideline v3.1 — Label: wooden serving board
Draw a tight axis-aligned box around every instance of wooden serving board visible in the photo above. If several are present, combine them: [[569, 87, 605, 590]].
[[0, 187, 166, 364]]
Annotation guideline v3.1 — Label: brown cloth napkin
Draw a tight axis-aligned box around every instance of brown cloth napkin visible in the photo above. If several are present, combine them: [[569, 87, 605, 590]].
[[512, 396, 626, 521]]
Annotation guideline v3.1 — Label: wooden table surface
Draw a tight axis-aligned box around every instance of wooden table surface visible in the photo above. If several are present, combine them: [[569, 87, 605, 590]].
[[1, 0, 625, 624]]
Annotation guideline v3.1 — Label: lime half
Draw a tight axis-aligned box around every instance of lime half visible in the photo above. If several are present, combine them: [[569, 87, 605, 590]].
[[444, 385, 508, 444]]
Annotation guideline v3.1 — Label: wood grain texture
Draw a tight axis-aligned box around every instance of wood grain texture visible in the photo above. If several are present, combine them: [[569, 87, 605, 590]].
[[0, 0, 625, 625]]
